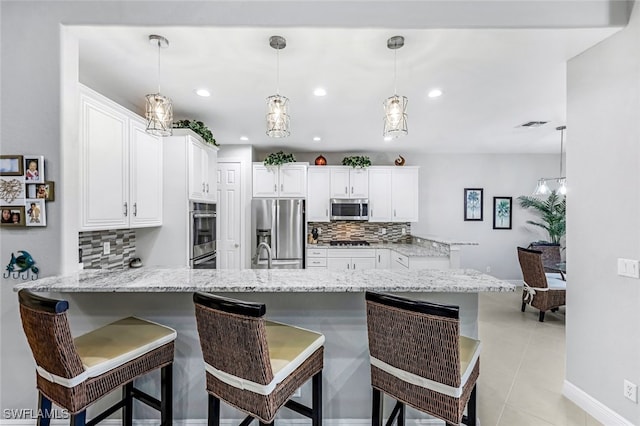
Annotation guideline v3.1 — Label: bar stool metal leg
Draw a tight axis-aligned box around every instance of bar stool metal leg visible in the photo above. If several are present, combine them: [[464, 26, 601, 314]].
[[207, 395, 220, 426], [372, 388, 383, 426], [312, 371, 322, 426], [70, 411, 86, 426], [37, 393, 52, 426], [122, 382, 133, 426], [466, 385, 477, 426], [397, 403, 405, 426], [161, 363, 173, 426]]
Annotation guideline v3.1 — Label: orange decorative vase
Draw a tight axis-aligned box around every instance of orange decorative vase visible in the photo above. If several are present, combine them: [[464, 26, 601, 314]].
[[315, 155, 327, 166]]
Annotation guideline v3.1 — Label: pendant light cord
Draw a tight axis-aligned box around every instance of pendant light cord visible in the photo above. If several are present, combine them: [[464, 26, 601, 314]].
[[157, 40, 162, 94], [559, 127, 564, 177], [393, 48, 398, 95], [276, 46, 280, 95]]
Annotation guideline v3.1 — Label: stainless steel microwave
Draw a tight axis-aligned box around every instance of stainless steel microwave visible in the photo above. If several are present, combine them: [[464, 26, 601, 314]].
[[330, 199, 369, 221]]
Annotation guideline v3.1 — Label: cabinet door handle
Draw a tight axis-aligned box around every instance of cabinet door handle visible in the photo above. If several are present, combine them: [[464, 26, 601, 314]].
[[345, 186, 348, 194], [347, 264, 350, 269], [326, 208, 328, 217], [281, 183, 284, 191], [378, 255, 381, 263], [123, 202, 128, 217], [274, 184, 277, 192], [202, 182, 206, 192], [133, 203, 137, 217], [394, 209, 397, 217], [371, 209, 373, 217], [353, 263, 356, 269], [351, 186, 354, 194], [206, 183, 209, 193]]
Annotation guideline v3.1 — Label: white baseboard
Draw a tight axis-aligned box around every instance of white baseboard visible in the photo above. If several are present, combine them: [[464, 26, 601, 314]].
[[563, 380, 634, 426], [0, 419, 444, 426]]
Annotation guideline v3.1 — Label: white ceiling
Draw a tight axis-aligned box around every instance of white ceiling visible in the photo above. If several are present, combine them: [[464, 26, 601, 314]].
[[75, 25, 619, 154]]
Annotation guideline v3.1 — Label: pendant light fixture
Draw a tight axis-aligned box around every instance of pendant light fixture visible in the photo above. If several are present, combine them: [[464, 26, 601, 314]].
[[383, 36, 408, 138], [266, 35, 290, 138], [145, 34, 173, 136], [534, 125, 567, 196]]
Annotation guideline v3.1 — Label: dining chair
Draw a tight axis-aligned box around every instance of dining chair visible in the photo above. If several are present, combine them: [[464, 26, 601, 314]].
[[517, 246, 567, 322]]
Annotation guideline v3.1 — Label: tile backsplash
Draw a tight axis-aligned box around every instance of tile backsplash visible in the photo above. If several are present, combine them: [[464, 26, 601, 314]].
[[308, 221, 411, 244], [79, 229, 136, 269]]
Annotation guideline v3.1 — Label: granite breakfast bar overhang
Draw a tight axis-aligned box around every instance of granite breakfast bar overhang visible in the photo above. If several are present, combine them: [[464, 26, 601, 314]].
[[14, 268, 514, 422]]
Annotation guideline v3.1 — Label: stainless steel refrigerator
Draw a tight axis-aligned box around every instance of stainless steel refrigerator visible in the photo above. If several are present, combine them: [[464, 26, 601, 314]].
[[251, 199, 304, 269]]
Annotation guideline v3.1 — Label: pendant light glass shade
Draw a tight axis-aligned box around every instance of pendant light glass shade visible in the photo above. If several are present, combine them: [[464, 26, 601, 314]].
[[266, 36, 290, 138], [383, 94, 408, 137], [146, 93, 173, 136], [383, 36, 408, 138], [266, 94, 290, 138], [534, 178, 551, 196], [145, 35, 173, 136]]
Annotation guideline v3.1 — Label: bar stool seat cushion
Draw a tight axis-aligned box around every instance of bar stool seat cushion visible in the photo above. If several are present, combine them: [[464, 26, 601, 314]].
[[36, 317, 177, 388], [204, 320, 324, 396], [370, 335, 481, 398]]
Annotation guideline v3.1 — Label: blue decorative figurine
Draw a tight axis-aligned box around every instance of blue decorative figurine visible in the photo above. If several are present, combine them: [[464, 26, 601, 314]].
[[4, 250, 39, 280]]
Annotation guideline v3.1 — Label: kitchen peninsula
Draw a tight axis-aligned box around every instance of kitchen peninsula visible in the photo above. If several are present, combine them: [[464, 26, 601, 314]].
[[14, 268, 513, 422]]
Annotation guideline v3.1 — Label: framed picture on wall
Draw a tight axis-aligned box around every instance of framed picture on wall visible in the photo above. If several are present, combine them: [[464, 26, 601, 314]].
[[493, 196, 513, 230], [1, 206, 26, 227], [27, 181, 55, 201], [464, 188, 483, 221], [0, 155, 24, 176], [0, 176, 25, 205], [24, 155, 45, 183], [25, 199, 46, 227]]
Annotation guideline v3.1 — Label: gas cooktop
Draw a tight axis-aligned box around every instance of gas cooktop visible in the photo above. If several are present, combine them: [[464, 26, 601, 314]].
[[329, 240, 370, 246]]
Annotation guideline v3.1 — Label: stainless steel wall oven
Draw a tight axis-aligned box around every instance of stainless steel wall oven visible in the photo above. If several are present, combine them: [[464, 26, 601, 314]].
[[190, 202, 216, 269]]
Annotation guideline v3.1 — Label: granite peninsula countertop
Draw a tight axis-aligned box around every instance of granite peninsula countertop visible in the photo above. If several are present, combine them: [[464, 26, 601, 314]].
[[13, 268, 514, 293]]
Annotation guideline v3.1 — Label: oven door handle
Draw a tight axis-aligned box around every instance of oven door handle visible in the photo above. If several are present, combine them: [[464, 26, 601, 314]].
[[193, 213, 217, 219], [193, 252, 217, 265]]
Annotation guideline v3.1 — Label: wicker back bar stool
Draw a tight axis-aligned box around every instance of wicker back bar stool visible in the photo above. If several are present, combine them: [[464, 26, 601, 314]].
[[365, 291, 481, 426], [193, 292, 324, 426], [517, 246, 566, 322], [18, 290, 176, 426]]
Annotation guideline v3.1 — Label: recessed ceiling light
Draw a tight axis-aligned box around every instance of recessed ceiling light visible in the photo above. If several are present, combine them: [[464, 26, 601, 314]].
[[428, 89, 443, 98], [195, 89, 211, 97], [313, 88, 327, 97], [240, 136, 249, 141], [313, 136, 321, 142], [384, 136, 393, 142]]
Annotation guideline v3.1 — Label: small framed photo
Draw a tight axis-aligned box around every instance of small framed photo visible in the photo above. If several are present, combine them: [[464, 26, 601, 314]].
[[0, 155, 24, 176], [464, 188, 483, 221], [1, 206, 26, 227], [24, 155, 45, 183], [25, 199, 46, 227], [27, 181, 55, 201], [493, 196, 513, 230], [0, 177, 25, 205]]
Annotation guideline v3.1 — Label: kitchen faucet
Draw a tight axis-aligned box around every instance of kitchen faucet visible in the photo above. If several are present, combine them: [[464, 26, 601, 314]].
[[254, 242, 272, 269]]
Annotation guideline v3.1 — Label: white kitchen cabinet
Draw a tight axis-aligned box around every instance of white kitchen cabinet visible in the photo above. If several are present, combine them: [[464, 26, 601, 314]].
[[368, 168, 393, 222], [307, 167, 331, 222], [80, 84, 162, 230], [326, 248, 376, 270], [390, 250, 450, 270], [375, 249, 391, 269], [129, 119, 163, 227], [391, 167, 419, 222], [252, 163, 307, 198], [330, 167, 368, 199], [189, 138, 218, 202]]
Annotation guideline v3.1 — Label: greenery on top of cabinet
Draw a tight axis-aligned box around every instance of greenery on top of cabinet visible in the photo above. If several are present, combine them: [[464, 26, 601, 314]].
[[173, 120, 218, 146], [264, 151, 296, 166], [342, 155, 371, 168]]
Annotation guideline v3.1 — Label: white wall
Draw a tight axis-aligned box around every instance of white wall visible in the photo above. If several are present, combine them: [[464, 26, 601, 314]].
[[275, 151, 561, 279], [565, 1, 640, 424]]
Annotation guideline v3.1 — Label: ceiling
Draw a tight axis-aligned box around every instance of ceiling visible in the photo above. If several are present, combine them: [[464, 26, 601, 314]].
[[75, 25, 619, 154]]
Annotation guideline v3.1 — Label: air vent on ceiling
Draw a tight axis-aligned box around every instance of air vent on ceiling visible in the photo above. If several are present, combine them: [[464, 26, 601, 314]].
[[518, 121, 549, 128]]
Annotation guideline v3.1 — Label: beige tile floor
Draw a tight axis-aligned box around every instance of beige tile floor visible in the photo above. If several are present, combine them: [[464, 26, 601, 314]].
[[477, 290, 602, 426]]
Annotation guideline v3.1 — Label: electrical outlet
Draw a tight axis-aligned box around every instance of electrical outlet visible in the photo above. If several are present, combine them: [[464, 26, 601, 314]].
[[401, 227, 406, 235], [380, 228, 387, 235], [103, 242, 111, 255], [293, 388, 301, 398], [617, 258, 640, 278], [624, 380, 638, 403]]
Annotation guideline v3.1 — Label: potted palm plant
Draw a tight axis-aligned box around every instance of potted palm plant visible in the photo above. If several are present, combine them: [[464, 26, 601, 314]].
[[517, 190, 566, 270]]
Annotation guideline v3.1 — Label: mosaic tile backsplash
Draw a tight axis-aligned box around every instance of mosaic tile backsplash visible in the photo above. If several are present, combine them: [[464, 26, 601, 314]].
[[308, 221, 411, 244], [79, 229, 136, 269]]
